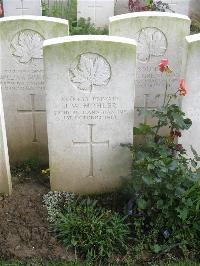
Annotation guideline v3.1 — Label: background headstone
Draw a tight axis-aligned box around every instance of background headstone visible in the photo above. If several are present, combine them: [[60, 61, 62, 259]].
[[3, 0, 42, 16], [44, 35, 136, 194], [0, 86, 12, 195], [164, 0, 190, 15], [189, 0, 200, 26], [109, 12, 191, 126], [181, 33, 200, 157], [114, 0, 129, 15], [77, 0, 114, 27], [0, 16, 69, 164]]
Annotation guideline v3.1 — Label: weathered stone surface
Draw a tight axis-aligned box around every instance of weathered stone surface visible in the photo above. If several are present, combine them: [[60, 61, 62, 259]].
[[0, 16, 69, 164], [165, 0, 190, 15], [181, 34, 200, 157], [3, 0, 42, 16], [77, 0, 114, 27], [43, 35, 136, 194], [114, 0, 129, 15], [0, 86, 12, 195], [109, 12, 190, 126]]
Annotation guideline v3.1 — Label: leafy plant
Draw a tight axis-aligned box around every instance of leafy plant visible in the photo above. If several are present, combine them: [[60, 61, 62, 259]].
[[12, 159, 40, 174], [123, 59, 200, 259], [43, 191, 75, 223], [53, 198, 130, 263], [128, 0, 174, 12], [191, 21, 200, 35], [146, 0, 174, 12], [70, 17, 108, 35], [42, 0, 77, 31]]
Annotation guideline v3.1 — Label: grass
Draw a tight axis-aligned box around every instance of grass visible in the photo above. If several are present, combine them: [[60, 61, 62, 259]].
[[162, 262, 200, 266], [1, 260, 200, 266], [0, 261, 81, 266]]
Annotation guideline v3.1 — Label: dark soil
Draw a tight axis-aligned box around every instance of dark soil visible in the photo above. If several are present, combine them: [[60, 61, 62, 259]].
[[0, 171, 74, 262]]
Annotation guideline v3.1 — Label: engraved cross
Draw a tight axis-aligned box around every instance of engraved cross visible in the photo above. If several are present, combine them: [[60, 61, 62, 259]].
[[16, 0, 29, 15], [135, 94, 159, 123], [17, 94, 46, 143], [72, 124, 109, 178], [88, 0, 103, 24]]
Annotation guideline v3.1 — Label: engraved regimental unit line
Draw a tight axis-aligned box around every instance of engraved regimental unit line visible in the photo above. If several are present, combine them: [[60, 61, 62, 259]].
[[17, 94, 46, 143], [72, 124, 109, 178]]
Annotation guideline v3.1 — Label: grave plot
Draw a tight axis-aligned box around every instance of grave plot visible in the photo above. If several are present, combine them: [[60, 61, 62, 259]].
[[43, 35, 136, 194], [109, 12, 191, 126], [0, 16, 69, 164]]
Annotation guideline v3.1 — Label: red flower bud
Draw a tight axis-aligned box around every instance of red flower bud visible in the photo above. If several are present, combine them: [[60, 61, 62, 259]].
[[179, 79, 187, 96]]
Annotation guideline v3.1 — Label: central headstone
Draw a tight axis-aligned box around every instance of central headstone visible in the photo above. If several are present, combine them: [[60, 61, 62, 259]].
[[109, 12, 191, 126], [43, 35, 136, 194], [3, 0, 42, 16], [0, 16, 69, 164], [0, 86, 12, 195], [77, 0, 115, 27]]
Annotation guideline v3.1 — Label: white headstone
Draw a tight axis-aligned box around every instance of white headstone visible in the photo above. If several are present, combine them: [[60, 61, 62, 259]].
[[3, 0, 42, 16], [165, 0, 190, 15], [0, 16, 69, 164], [43, 35, 136, 194], [109, 12, 191, 126], [115, 0, 129, 15], [181, 34, 200, 157], [77, 0, 114, 27], [115, 0, 146, 15], [0, 86, 12, 195], [189, 0, 200, 25]]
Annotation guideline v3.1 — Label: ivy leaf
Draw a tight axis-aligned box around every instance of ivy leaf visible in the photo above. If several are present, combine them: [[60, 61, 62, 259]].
[[70, 53, 111, 92]]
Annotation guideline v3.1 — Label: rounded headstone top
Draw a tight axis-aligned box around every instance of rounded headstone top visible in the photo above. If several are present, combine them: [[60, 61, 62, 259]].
[[0, 15, 69, 26], [43, 35, 137, 48], [109, 11, 191, 23], [186, 33, 200, 43]]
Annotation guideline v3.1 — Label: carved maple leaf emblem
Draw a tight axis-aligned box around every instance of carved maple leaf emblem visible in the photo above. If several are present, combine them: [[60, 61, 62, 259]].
[[11, 30, 44, 64], [69, 53, 111, 92]]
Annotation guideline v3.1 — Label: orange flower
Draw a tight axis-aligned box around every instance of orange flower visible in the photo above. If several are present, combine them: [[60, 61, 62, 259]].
[[179, 79, 187, 96], [159, 59, 172, 73]]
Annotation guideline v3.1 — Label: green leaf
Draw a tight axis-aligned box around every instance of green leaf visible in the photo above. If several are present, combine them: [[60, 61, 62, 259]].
[[147, 164, 155, 171], [156, 199, 164, 209], [191, 146, 200, 161], [183, 118, 192, 129], [133, 123, 152, 135], [142, 175, 154, 185], [177, 208, 188, 221], [169, 160, 177, 171], [153, 244, 162, 253], [137, 198, 147, 210]]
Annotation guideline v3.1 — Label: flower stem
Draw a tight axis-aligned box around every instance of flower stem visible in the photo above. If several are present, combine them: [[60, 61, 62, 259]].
[[163, 80, 168, 107]]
